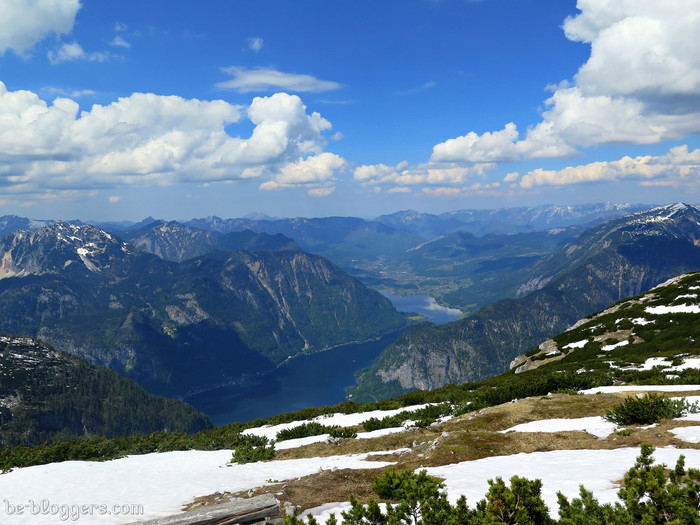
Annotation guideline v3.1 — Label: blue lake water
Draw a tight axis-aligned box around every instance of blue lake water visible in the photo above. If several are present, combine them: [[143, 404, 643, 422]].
[[185, 331, 403, 426], [379, 290, 462, 324]]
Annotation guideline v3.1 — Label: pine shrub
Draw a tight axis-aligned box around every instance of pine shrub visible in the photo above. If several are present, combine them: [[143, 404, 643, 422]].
[[603, 393, 695, 424]]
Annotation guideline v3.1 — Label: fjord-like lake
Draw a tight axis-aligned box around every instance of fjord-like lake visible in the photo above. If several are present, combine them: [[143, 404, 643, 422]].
[[186, 331, 403, 426], [379, 290, 462, 324]]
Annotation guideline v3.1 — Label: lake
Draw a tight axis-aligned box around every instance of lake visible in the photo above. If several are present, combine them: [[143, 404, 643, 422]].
[[185, 330, 403, 426], [379, 290, 462, 324]]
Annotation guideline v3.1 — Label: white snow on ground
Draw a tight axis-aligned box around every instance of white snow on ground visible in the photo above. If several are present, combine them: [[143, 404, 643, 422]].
[[424, 447, 700, 516], [499, 416, 618, 439], [669, 427, 700, 443], [0, 450, 400, 524], [631, 317, 654, 325], [673, 395, 700, 405], [645, 304, 700, 314], [580, 385, 700, 395], [301, 447, 700, 523], [563, 340, 588, 350], [242, 404, 433, 441], [601, 340, 629, 352], [301, 502, 388, 524], [639, 357, 700, 372], [677, 294, 698, 299], [599, 357, 700, 374], [676, 413, 700, 422], [274, 435, 329, 450], [357, 427, 409, 440]]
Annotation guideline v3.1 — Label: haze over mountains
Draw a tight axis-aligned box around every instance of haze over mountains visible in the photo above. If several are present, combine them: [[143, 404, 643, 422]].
[[350, 204, 700, 401], [1, 201, 697, 436], [0, 222, 404, 398]]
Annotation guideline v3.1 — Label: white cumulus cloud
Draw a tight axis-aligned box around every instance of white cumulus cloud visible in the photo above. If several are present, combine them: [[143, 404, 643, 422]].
[[354, 160, 496, 188], [0, 82, 338, 195], [47, 42, 110, 64], [0, 0, 80, 56], [518, 145, 700, 188], [431, 0, 700, 164], [260, 152, 346, 191], [217, 67, 342, 93]]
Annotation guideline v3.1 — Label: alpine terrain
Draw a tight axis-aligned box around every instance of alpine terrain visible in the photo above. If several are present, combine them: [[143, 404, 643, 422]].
[[0, 222, 406, 397]]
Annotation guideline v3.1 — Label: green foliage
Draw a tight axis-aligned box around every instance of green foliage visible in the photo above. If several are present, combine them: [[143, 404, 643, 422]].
[[296, 445, 700, 524], [0, 335, 211, 448], [276, 422, 338, 441], [0, 424, 266, 472], [363, 403, 452, 432], [558, 444, 700, 524], [329, 427, 357, 439], [604, 393, 695, 425], [480, 476, 554, 525], [231, 439, 275, 464]]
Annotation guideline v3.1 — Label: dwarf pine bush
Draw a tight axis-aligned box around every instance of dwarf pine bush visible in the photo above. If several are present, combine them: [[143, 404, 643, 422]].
[[603, 393, 695, 425]]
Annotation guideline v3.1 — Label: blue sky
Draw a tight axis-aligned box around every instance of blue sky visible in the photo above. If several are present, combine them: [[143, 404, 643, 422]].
[[0, 0, 699, 221]]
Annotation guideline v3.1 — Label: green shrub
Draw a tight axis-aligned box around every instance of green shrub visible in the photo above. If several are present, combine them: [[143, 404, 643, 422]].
[[603, 393, 695, 425], [329, 427, 357, 439], [276, 422, 337, 441], [286, 444, 700, 524], [231, 441, 275, 464]]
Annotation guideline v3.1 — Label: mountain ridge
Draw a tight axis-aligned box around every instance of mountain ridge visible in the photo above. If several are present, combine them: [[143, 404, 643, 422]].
[[0, 223, 406, 397], [349, 203, 700, 402]]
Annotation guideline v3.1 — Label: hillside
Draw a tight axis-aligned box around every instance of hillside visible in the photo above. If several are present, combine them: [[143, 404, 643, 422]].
[[375, 203, 650, 238], [369, 227, 581, 313], [4, 269, 700, 522], [185, 215, 424, 269], [0, 223, 406, 397], [0, 333, 210, 447], [123, 220, 299, 262], [349, 204, 700, 402]]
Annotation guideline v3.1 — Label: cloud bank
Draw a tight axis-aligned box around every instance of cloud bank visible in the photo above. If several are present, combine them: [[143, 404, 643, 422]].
[[432, 0, 700, 164], [217, 67, 341, 93], [0, 82, 340, 196], [0, 0, 80, 56]]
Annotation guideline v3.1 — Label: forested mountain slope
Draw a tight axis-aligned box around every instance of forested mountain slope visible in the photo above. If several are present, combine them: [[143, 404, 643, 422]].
[[0, 333, 210, 447], [0, 223, 405, 397], [350, 204, 700, 401]]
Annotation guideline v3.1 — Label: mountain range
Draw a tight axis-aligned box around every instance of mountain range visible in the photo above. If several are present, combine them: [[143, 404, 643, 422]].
[[349, 204, 700, 402], [0, 333, 210, 447], [0, 222, 405, 397], [374, 203, 652, 238]]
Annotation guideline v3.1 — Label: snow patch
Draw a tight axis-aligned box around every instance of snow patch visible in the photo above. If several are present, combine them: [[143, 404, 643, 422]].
[[669, 427, 700, 443], [601, 340, 629, 352], [645, 304, 700, 314], [242, 404, 434, 441], [563, 340, 587, 350], [0, 450, 399, 524], [580, 385, 700, 395], [499, 416, 617, 439], [423, 447, 700, 517]]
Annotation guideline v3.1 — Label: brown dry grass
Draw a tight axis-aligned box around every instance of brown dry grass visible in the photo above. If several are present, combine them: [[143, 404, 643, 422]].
[[182, 388, 700, 516]]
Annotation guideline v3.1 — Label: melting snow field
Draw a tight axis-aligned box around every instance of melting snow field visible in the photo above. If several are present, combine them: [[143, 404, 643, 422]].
[[669, 427, 700, 443], [645, 304, 700, 314], [242, 404, 433, 442], [499, 416, 618, 439], [0, 450, 400, 524], [301, 447, 700, 524], [424, 447, 700, 515], [579, 384, 700, 395]]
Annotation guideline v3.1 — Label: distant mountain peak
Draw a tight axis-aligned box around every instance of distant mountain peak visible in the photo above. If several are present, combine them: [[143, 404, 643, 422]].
[[0, 222, 129, 279]]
